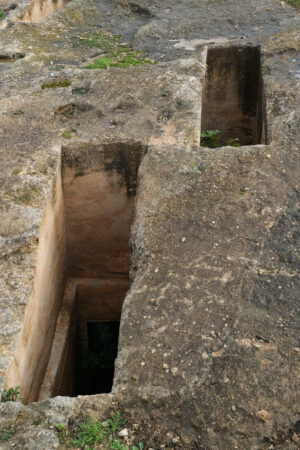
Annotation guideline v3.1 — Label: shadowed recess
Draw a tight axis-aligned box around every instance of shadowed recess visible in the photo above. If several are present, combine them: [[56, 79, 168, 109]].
[[201, 46, 268, 147]]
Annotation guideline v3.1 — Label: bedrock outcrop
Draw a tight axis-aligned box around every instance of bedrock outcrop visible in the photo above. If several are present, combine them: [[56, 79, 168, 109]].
[[0, 0, 299, 448]]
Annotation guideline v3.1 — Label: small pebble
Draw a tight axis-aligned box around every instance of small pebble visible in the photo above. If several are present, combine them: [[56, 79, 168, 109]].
[[118, 428, 128, 437], [256, 410, 269, 423], [291, 432, 299, 444]]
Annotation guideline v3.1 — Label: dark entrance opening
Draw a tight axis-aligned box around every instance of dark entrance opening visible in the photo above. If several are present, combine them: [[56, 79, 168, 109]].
[[201, 46, 268, 148], [76, 321, 120, 395]]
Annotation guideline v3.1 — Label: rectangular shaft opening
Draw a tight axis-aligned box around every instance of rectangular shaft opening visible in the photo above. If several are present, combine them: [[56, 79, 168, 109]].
[[38, 142, 146, 400], [201, 46, 268, 148], [76, 321, 120, 395]]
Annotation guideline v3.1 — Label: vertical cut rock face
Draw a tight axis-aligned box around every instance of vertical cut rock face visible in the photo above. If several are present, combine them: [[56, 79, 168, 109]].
[[5, 170, 67, 404], [201, 46, 268, 147], [20, 0, 71, 22]]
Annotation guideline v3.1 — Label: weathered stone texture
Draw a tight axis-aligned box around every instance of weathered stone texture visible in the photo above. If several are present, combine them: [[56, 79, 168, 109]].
[[0, 0, 299, 447]]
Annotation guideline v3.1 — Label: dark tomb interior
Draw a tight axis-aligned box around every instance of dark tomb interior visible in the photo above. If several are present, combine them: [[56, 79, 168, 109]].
[[75, 321, 120, 395]]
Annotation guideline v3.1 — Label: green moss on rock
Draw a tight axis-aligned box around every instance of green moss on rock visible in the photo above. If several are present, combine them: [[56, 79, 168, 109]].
[[41, 80, 71, 89], [70, 31, 154, 70], [86, 51, 153, 69], [6, 185, 41, 205]]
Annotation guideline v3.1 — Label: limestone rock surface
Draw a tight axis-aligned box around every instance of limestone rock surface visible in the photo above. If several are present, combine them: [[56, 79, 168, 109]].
[[0, 0, 299, 448]]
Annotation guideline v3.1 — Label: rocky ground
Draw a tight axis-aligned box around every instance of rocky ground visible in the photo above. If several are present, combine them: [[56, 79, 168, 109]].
[[0, 0, 299, 448]]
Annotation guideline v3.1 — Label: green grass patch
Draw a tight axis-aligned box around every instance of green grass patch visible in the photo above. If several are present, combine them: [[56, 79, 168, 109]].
[[0, 10, 4, 19], [70, 32, 122, 51], [0, 426, 16, 442], [60, 130, 72, 139], [287, 0, 300, 9], [86, 51, 152, 69], [57, 412, 144, 449], [41, 80, 71, 89], [70, 31, 154, 70], [238, 189, 246, 197]]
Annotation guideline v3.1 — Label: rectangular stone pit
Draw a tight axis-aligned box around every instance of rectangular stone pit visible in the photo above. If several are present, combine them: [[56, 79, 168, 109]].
[[6, 142, 146, 403], [201, 46, 268, 147]]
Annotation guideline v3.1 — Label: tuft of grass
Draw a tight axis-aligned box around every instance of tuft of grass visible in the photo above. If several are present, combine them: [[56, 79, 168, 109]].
[[86, 49, 152, 69], [86, 51, 152, 70], [287, 0, 300, 9], [57, 412, 144, 449], [60, 130, 72, 139], [41, 80, 71, 89], [226, 137, 241, 147], [32, 420, 41, 426], [0, 10, 4, 19], [238, 189, 246, 197], [0, 426, 16, 442], [70, 32, 122, 51], [1, 386, 22, 402]]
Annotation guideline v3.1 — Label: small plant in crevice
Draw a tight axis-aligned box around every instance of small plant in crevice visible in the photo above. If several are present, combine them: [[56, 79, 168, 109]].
[[201, 129, 220, 148], [0, 386, 22, 402], [226, 137, 241, 147], [0, 10, 4, 19], [201, 130, 242, 148]]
